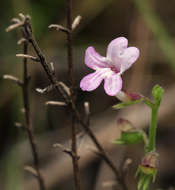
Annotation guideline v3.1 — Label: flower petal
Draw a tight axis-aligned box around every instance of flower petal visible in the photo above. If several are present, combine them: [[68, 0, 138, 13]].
[[85, 46, 109, 70], [104, 74, 122, 96], [119, 47, 140, 73], [80, 69, 106, 91], [106, 37, 128, 70]]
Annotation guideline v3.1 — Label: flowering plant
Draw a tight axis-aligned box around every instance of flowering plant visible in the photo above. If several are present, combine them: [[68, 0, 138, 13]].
[[80, 37, 164, 190], [80, 37, 139, 96]]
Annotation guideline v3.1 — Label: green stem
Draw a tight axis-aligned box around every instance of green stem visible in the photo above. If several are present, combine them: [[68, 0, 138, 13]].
[[147, 105, 159, 152]]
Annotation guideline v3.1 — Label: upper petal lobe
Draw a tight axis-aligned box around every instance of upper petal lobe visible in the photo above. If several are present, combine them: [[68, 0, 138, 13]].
[[106, 37, 128, 70], [85, 47, 109, 70], [119, 47, 140, 73]]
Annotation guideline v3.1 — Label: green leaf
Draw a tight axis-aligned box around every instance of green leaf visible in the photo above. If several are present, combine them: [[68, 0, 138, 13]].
[[112, 99, 142, 109]]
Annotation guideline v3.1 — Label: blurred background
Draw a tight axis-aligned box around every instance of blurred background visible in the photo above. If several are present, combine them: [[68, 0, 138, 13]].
[[1, 0, 175, 189]]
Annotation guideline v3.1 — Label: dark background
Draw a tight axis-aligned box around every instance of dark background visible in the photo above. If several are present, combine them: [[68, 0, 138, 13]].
[[1, 0, 175, 190]]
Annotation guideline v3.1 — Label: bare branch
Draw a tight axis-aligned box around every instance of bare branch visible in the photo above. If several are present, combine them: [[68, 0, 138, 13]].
[[123, 158, 132, 175], [17, 38, 27, 45], [11, 18, 21, 23], [48, 24, 70, 33], [14, 122, 24, 129], [53, 143, 80, 160], [102, 181, 117, 188], [53, 143, 71, 154], [49, 62, 55, 74], [36, 84, 55, 94], [72, 15, 82, 30], [9, 15, 127, 190], [53, 143, 68, 150], [84, 101, 90, 126], [36, 82, 70, 101], [18, 13, 31, 21], [6, 22, 24, 32], [19, 13, 26, 21], [16, 54, 40, 62], [9, 17, 46, 190], [24, 166, 38, 178], [46, 101, 67, 106], [21, 108, 26, 113], [3, 74, 23, 86], [58, 82, 71, 96], [84, 102, 90, 116], [6, 13, 31, 32]]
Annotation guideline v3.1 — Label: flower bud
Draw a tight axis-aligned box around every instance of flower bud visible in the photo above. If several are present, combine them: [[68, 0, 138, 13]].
[[116, 91, 141, 102], [117, 118, 134, 132], [113, 118, 144, 145], [152, 84, 164, 106], [139, 151, 158, 175]]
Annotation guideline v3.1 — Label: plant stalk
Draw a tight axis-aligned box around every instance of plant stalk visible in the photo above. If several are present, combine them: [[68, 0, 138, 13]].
[[66, 1, 81, 190], [147, 105, 159, 152], [21, 28, 46, 190]]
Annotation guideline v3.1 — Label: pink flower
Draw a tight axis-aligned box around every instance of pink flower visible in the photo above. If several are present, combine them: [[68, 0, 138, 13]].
[[80, 37, 140, 96]]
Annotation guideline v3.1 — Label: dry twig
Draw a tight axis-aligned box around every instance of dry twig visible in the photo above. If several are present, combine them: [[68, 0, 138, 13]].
[[6, 15, 46, 190], [8, 12, 127, 190]]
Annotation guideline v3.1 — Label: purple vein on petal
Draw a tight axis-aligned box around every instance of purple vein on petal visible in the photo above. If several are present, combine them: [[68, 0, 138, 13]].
[[80, 70, 105, 91], [104, 74, 122, 96]]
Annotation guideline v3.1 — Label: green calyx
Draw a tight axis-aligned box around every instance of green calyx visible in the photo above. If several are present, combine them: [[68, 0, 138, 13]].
[[113, 131, 144, 145]]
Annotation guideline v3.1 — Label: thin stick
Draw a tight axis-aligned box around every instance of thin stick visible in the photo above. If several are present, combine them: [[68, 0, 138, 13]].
[[21, 17, 127, 190], [21, 28, 46, 190], [66, 0, 74, 89], [71, 114, 81, 190], [66, 0, 81, 190], [23, 18, 70, 103], [75, 110, 127, 190]]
